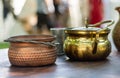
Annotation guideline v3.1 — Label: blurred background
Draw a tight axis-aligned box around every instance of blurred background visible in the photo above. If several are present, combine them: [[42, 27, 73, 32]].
[[0, 0, 120, 48]]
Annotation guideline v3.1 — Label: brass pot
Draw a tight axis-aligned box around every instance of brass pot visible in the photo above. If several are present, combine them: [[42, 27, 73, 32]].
[[64, 20, 114, 61]]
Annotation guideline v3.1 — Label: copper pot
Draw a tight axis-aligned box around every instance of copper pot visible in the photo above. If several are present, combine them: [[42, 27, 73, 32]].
[[5, 35, 57, 66]]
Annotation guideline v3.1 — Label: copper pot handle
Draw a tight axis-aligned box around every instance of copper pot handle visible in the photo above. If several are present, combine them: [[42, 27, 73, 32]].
[[4, 39, 59, 47]]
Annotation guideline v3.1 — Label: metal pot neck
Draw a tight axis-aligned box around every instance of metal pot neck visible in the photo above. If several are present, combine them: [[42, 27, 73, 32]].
[[65, 27, 110, 35]]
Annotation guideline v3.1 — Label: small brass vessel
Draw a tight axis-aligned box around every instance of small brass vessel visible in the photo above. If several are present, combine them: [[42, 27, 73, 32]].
[[64, 20, 114, 61]]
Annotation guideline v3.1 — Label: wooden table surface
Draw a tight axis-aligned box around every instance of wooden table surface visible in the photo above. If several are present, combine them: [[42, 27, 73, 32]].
[[0, 47, 120, 78]]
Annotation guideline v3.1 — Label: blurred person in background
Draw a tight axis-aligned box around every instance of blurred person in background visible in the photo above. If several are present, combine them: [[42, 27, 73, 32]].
[[67, 0, 104, 28], [68, 0, 89, 27], [36, 0, 54, 34], [89, 0, 104, 27], [17, 0, 37, 34], [53, 0, 69, 28], [0, 0, 28, 42], [53, 0, 61, 27], [0, 0, 38, 42]]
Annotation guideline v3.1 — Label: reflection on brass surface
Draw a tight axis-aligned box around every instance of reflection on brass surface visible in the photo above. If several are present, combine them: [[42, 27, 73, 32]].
[[64, 36, 111, 60], [64, 20, 113, 61]]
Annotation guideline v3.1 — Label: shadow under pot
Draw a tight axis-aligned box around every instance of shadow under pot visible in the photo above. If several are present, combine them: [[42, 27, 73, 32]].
[[4, 35, 57, 66]]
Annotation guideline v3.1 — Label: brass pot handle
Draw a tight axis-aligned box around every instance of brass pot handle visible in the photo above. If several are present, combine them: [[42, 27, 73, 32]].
[[92, 40, 98, 54], [92, 34, 99, 54], [85, 20, 114, 28], [84, 19, 114, 54], [91, 20, 114, 54]]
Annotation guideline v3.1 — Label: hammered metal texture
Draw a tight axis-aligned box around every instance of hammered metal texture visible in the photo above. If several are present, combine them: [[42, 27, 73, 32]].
[[7, 35, 57, 66]]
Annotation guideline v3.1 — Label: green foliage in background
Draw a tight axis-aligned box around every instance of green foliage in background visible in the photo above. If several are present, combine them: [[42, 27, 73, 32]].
[[0, 42, 10, 49]]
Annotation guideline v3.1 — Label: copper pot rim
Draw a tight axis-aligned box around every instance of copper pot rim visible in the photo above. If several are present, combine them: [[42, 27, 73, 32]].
[[5, 35, 55, 42]]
